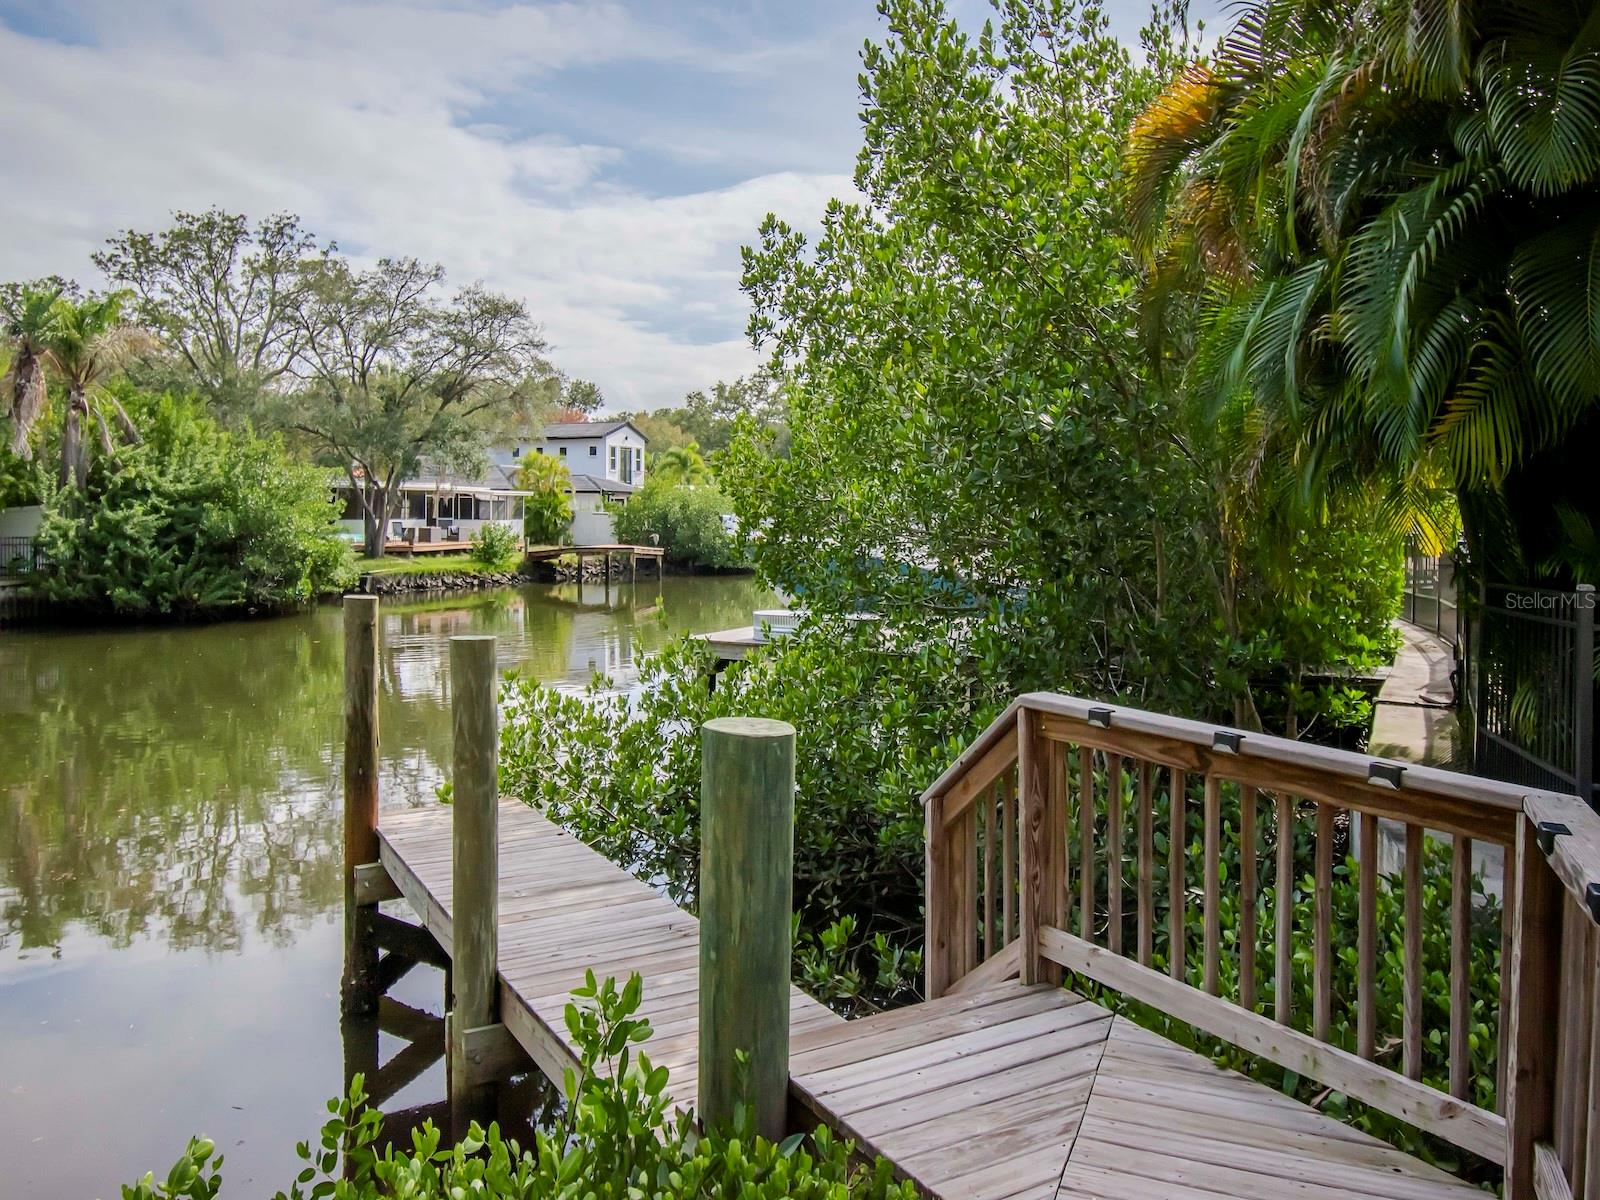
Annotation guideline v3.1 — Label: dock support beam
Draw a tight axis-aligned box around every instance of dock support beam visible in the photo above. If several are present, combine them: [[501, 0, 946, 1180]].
[[698, 716, 796, 1140], [448, 634, 501, 1128], [342, 594, 381, 1015]]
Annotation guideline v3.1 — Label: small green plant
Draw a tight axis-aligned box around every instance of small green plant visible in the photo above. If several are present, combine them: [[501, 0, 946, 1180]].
[[132, 972, 919, 1200], [469, 521, 519, 568]]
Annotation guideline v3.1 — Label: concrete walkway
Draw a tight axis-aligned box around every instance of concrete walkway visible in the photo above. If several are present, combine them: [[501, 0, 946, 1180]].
[[1368, 619, 1459, 767]]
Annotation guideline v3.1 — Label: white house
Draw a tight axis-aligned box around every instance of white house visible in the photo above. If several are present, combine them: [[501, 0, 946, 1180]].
[[334, 461, 528, 548], [491, 419, 649, 542]]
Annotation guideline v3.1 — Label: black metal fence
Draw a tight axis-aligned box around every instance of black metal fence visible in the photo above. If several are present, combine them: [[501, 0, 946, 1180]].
[[1402, 546, 1596, 807], [0, 535, 42, 580], [1402, 548, 1462, 651], [1473, 582, 1596, 805]]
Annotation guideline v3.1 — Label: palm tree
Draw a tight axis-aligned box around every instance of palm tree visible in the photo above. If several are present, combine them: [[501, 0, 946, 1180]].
[[1, 283, 63, 460], [651, 442, 711, 487], [43, 293, 145, 490], [1127, 0, 1600, 581]]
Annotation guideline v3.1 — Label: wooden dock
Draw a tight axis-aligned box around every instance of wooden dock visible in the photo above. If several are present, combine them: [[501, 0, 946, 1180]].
[[340, 601, 1600, 1200], [523, 542, 664, 586], [370, 799, 1480, 1200]]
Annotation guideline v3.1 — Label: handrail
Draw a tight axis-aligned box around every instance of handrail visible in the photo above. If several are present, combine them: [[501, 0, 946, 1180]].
[[924, 692, 1577, 1179], [1506, 793, 1600, 1199]]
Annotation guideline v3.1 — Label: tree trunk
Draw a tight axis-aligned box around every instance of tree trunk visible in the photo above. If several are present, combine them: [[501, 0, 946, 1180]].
[[7, 352, 46, 459], [61, 392, 87, 490], [362, 485, 392, 559]]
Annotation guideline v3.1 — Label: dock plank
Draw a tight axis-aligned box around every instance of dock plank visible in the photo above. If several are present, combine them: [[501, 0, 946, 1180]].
[[378, 801, 1486, 1200]]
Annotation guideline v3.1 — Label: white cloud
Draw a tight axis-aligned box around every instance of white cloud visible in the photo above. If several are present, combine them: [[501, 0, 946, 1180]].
[[0, 1, 861, 409]]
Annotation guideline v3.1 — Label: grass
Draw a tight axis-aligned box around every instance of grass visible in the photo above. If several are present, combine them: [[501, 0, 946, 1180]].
[[355, 553, 517, 576]]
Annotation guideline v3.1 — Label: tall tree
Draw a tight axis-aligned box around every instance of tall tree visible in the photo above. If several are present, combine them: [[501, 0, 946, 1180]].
[[93, 210, 327, 419], [563, 378, 605, 415], [1, 281, 64, 459], [651, 441, 712, 486], [281, 257, 551, 557], [1127, 0, 1600, 582], [40, 293, 147, 491]]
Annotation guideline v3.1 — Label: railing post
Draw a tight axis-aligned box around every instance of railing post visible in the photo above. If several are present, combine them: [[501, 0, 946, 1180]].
[[698, 716, 795, 1140], [1017, 706, 1061, 986], [341, 595, 381, 1015], [925, 791, 953, 999], [1575, 585, 1594, 809], [448, 634, 500, 1127], [1504, 810, 1564, 1195]]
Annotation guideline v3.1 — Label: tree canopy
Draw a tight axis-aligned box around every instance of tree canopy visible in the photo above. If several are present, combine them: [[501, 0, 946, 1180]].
[[1127, 0, 1600, 582]]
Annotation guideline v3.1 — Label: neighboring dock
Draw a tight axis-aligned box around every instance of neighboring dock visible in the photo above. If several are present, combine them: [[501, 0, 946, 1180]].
[[523, 543, 664, 586]]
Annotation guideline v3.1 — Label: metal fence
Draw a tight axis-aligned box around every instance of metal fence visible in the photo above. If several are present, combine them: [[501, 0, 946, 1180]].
[[1402, 547, 1462, 650], [0, 535, 42, 580], [1473, 581, 1596, 806]]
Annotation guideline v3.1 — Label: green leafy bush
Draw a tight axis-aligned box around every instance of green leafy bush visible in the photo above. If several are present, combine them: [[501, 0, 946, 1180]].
[[129, 973, 917, 1200], [613, 480, 740, 570], [516, 451, 573, 545], [470, 521, 519, 568], [501, 620, 985, 1011], [37, 392, 355, 616]]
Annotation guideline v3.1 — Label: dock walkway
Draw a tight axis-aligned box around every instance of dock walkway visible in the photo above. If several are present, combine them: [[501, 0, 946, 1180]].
[[376, 800, 1477, 1200]]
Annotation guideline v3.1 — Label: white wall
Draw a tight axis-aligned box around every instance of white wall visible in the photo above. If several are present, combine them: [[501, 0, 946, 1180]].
[[602, 427, 646, 484], [570, 509, 615, 544], [0, 505, 43, 538]]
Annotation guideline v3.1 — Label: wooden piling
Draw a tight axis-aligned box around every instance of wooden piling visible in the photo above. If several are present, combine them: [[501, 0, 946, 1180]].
[[341, 594, 381, 1014], [449, 634, 500, 1125], [698, 716, 796, 1140]]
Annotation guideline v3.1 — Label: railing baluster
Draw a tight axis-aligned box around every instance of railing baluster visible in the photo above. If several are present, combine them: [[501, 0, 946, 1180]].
[[1583, 920, 1600, 1200], [1240, 784, 1257, 1012], [1314, 801, 1333, 1042], [1137, 760, 1154, 968], [1170, 768, 1187, 982], [1450, 834, 1472, 1099], [1002, 773, 1016, 945], [1079, 746, 1095, 943], [1108, 753, 1124, 957], [1275, 790, 1293, 1025], [982, 782, 996, 962], [1358, 811, 1378, 1061], [1203, 774, 1221, 995], [959, 805, 979, 979], [1500, 844, 1517, 1111], [1404, 822, 1424, 1081]]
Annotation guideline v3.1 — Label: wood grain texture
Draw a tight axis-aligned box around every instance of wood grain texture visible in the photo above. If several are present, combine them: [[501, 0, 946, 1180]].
[[699, 716, 796, 1139]]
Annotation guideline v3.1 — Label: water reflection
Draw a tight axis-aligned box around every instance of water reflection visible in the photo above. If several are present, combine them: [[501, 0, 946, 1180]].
[[0, 574, 771, 1198]]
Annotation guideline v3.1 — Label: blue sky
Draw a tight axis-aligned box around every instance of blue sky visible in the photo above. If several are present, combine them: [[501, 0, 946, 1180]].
[[0, 1, 1224, 409]]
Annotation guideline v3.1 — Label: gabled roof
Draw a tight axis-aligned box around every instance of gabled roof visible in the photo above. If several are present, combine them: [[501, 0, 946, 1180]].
[[541, 419, 648, 443], [567, 472, 640, 496]]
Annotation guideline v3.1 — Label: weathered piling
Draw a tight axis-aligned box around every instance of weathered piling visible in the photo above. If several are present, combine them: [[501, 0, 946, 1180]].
[[341, 594, 381, 1013], [448, 634, 500, 1124], [697, 716, 796, 1140]]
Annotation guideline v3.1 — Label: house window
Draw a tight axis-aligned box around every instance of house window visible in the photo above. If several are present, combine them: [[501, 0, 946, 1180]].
[[559, 446, 567, 457], [535, 446, 544, 454], [634, 448, 642, 472], [609, 446, 617, 470], [512, 446, 520, 457], [589, 444, 597, 456]]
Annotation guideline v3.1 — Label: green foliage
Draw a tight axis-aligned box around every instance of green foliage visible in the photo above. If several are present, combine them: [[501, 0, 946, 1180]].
[[133, 974, 917, 1200], [501, 622, 980, 1010], [1127, 0, 1600, 584], [470, 521, 519, 568], [651, 441, 712, 487], [613, 480, 741, 570], [515, 451, 574, 544], [36, 391, 356, 616], [639, 371, 786, 458], [121, 1139, 223, 1200]]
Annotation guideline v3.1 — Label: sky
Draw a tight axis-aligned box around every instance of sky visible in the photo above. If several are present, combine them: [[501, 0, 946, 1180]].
[[0, 0, 1226, 411]]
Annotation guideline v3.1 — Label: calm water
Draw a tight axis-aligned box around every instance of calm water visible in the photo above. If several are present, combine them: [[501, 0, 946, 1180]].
[[0, 575, 773, 1199]]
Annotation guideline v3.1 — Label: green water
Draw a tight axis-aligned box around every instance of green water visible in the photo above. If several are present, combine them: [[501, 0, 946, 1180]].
[[0, 574, 773, 1199]]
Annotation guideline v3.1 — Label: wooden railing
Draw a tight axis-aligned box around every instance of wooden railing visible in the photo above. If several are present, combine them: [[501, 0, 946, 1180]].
[[924, 692, 1545, 1168], [1507, 792, 1600, 1199]]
